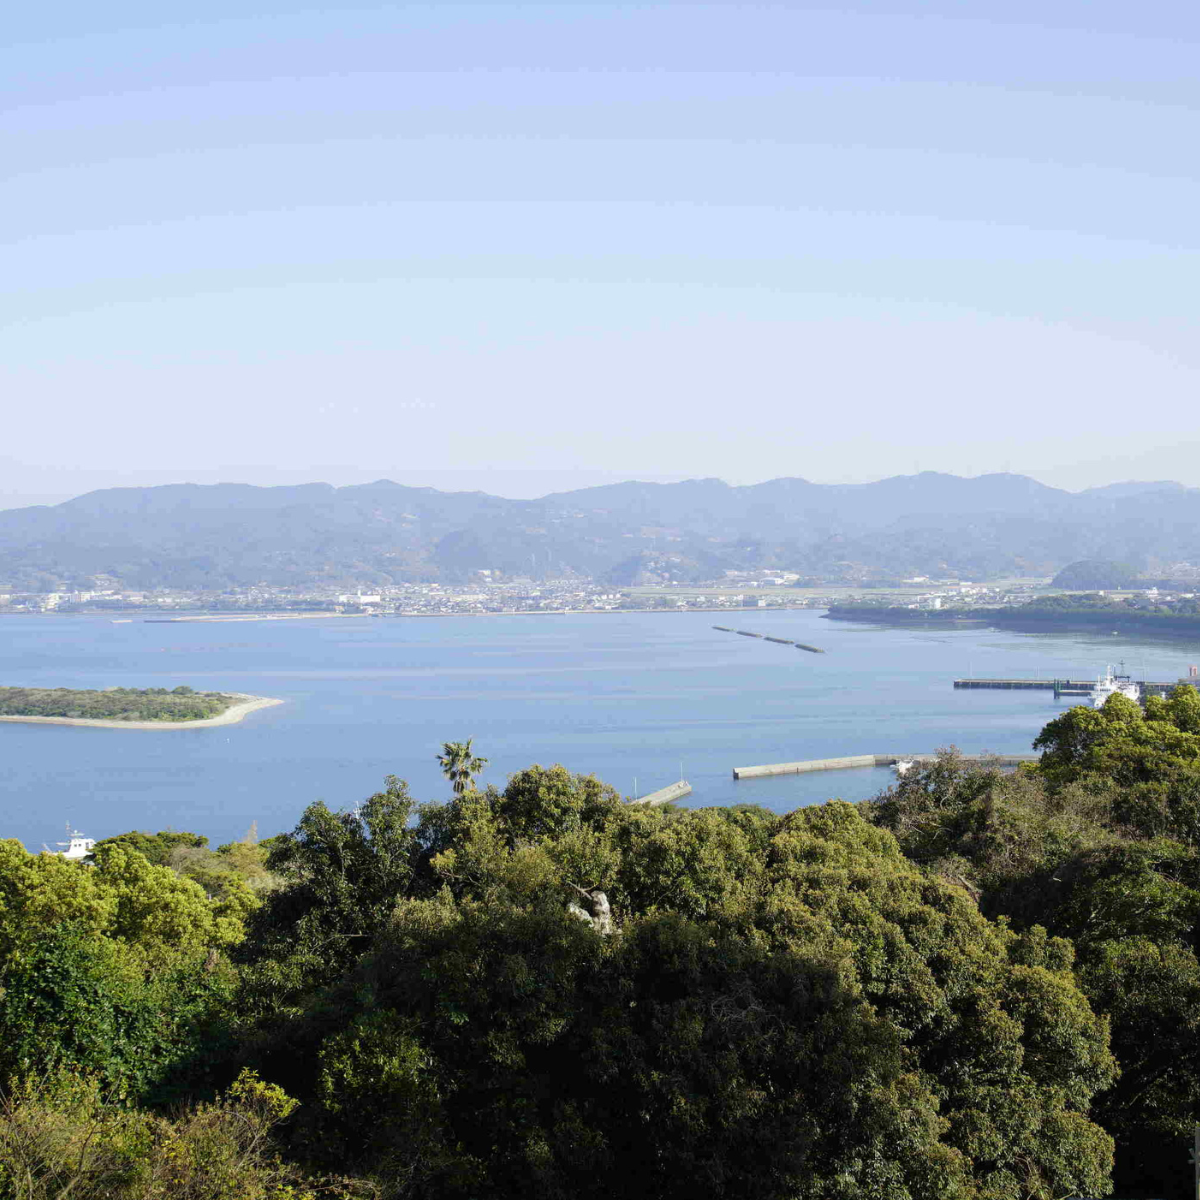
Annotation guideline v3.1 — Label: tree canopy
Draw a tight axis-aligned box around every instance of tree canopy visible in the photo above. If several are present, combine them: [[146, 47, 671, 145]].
[[230, 772, 1117, 1200], [0, 686, 237, 722], [9, 703, 1200, 1198], [867, 697, 1200, 1199], [1051, 559, 1142, 590]]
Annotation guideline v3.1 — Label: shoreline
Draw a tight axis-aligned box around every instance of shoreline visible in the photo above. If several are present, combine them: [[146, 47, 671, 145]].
[[2, 605, 836, 622], [0, 693, 284, 731]]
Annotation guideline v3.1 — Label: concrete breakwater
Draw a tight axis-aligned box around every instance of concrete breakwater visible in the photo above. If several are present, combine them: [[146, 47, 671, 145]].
[[629, 780, 693, 806], [733, 753, 1038, 780]]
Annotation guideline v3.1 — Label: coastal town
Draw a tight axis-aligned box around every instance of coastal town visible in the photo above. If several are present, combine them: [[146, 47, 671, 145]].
[[0, 573, 1054, 617]]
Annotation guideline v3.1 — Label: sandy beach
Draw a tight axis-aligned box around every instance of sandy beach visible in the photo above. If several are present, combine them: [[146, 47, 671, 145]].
[[0, 693, 284, 730]]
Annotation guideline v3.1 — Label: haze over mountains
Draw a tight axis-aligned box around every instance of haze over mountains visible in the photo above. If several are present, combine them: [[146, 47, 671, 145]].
[[1, 473, 1198, 591]]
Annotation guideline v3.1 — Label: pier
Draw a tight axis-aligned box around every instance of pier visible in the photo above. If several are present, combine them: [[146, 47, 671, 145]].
[[954, 678, 1182, 699], [733, 753, 1038, 780], [630, 780, 693, 806]]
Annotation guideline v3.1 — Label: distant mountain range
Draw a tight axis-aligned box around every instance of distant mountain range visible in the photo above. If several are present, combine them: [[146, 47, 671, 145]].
[[2, 473, 1199, 591]]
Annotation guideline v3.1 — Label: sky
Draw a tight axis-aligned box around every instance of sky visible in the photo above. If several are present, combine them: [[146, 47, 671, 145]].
[[4, 1, 1200, 509]]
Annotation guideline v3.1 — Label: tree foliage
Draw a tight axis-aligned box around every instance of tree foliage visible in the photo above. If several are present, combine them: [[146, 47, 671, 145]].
[[0, 837, 255, 1098], [436, 739, 487, 795], [1050, 559, 1141, 590], [237, 778, 419, 1017], [0, 686, 236, 722], [234, 776, 1117, 1200], [93, 830, 210, 866], [17, 702, 1200, 1197], [867, 706, 1200, 1199], [0, 1068, 353, 1200]]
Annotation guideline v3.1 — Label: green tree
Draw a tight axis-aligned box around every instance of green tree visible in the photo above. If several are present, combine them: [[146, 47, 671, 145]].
[[91, 843, 250, 960], [92, 830, 209, 866], [0, 927, 234, 1099], [615, 804, 764, 920], [1033, 687, 1200, 844], [256, 795, 1115, 1200], [0, 1068, 329, 1200], [0, 839, 114, 966], [437, 739, 487, 795], [866, 747, 1200, 1199], [239, 777, 419, 1015], [494, 763, 625, 841], [0, 839, 251, 1100]]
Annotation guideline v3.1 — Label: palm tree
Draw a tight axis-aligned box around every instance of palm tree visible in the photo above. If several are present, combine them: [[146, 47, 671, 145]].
[[438, 739, 488, 795]]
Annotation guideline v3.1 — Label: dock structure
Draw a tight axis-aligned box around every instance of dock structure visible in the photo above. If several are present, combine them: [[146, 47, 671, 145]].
[[954, 678, 1182, 699], [733, 753, 1038, 781], [629, 780, 693, 806], [954, 678, 1061, 690]]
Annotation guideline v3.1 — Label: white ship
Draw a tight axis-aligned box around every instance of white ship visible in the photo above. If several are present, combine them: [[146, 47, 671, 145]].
[[44, 828, 95, 860], [1091, 664, 1140, 708]]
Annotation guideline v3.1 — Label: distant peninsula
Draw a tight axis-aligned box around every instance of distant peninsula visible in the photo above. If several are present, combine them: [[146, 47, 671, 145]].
[[0, 686, 282, 730], [823, 598, 1200, 638]]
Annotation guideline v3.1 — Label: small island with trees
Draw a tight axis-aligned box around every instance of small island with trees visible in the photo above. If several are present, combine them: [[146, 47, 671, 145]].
[[0, 685, 283, 728]]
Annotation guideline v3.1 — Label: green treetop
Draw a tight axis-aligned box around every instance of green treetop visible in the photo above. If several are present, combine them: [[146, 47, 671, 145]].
[[437, 739, 488, 795]]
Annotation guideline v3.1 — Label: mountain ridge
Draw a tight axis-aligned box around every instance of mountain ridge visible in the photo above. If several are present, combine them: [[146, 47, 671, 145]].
[[2, 472, 1198, 590]]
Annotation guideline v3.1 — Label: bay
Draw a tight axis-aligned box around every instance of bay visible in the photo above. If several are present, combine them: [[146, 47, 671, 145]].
[[2, 609, 1198, 850]]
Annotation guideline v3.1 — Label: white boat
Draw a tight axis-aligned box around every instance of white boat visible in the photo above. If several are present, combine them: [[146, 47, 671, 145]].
[[46, 828, 95, 860], [894, 759, 916, 777], [1091, 665, 1140, 708]]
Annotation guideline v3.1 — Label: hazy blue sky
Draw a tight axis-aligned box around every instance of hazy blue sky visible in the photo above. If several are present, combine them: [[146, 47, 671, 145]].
[[4, 1, 1199, 508]]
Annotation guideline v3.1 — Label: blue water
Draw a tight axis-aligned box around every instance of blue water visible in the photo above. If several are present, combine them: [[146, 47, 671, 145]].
[[3, 610, 1198, 849]]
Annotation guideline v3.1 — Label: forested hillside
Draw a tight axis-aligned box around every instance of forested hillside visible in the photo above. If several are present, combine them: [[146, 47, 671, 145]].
[[4, 696, 1200, 1198], [4, 473, 1200, 589]]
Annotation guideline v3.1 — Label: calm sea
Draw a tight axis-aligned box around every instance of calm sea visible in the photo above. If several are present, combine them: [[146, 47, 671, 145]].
[[3, 610, 1198, 850]]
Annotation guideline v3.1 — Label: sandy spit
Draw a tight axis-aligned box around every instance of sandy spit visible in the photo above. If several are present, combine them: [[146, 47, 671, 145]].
[[0, 694, 284, 731]]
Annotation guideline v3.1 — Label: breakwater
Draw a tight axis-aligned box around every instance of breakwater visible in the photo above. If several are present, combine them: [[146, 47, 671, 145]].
[[713, 626, 825, 654], [733, 753, 1038, 780], [630, 780, 693, 806]]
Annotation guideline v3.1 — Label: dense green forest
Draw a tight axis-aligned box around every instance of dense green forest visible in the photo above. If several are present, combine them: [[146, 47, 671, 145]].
[[0, 685, 237, 722], [4, 697, 1200, 1198]]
